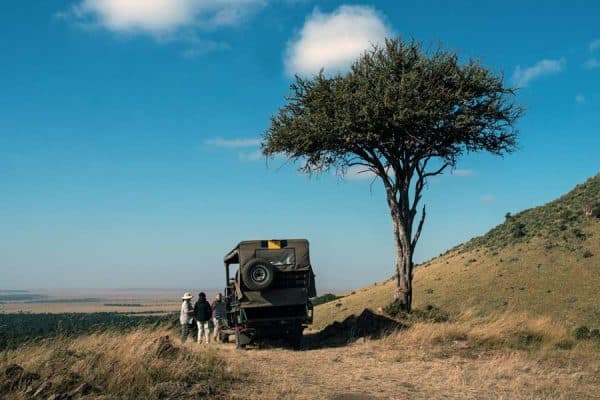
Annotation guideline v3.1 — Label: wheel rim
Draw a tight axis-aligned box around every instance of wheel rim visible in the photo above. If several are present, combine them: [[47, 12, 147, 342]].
[[251, 265, 268, 283]]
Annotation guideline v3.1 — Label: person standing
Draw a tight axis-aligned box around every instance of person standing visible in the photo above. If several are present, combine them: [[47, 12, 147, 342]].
[[194, 292, 212, 344], [179, 292, 194, 343], [211, 293, 227, 342]]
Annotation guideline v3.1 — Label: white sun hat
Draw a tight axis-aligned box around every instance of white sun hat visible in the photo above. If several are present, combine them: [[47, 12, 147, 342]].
[[181, 292, 193, 300]]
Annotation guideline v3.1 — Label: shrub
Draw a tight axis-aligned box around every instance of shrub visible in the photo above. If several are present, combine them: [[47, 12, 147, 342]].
[[383, 301, 449, 321], [413, 305, 449, 323], [506, 331, 544, 350], [310, 293, 340, 306], [510, 222, 527, 238], [573, 326, 590, 340], [554, 339, 574, 350], [572, 228, 586, 240], [582, 250, 593, 258], [383, 300, 406, 317], [590, 329, 600, 340]]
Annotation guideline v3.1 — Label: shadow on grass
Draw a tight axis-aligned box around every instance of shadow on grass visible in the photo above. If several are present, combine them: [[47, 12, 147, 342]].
[[302, 309, 405, 350]]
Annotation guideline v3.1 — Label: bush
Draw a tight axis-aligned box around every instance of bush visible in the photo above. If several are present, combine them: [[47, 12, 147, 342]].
[[590, 329, 600, 339], [507, 331, 544, 350], [510, 222, 527, 238], [555, 339, 574, 350], [583, 250, 593, 258], [412, 305, 449, 323], [383, 300, 406, 317], [384, 302, 449, 323], [572, 228, 586, 240], [573, 326, 590, 340], [310, 293, 340, 306]]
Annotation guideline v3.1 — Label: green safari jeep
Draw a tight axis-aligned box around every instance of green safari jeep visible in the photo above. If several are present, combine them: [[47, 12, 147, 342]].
[[221, 239, 316, 348]]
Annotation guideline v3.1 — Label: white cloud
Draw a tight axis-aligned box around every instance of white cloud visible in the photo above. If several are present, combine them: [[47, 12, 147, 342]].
[[59, 0, 265, 36], [511, 58, 565, 87], [285, 5, 392, 76], [590, 39, 600, 53], [451, 169, 474, 177], [205, 137, 261, 148], [342, 165, 377, 180], [181, 39, 230, 58], [481, 194, 495, 202], [576, 94, 585, 104], [583, 58, 600, 70], [238, 150, 263, 161]]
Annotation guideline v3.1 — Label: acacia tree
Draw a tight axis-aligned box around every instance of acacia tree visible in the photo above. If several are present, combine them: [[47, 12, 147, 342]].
[[262, 38, 523, 311]]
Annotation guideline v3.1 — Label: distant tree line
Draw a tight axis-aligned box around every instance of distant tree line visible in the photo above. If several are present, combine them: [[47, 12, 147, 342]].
[[0, 312, 176, 350]]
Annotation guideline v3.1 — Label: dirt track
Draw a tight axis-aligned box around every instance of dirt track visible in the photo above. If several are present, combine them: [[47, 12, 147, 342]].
[[214, 336, 599, 400]]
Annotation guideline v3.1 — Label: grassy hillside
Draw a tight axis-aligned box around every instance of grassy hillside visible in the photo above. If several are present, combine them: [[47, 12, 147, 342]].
[[314, 174, 600, 329]]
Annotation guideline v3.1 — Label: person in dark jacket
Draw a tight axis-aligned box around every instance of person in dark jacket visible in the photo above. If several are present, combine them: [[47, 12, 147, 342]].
[[194, 292, 212, 344]]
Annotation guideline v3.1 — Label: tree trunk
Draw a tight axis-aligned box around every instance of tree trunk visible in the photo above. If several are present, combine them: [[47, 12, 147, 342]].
[[390, 203, 413, 312]]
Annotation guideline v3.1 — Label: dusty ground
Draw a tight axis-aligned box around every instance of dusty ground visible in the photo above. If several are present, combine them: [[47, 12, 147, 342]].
[[211, 338, 599, 400]]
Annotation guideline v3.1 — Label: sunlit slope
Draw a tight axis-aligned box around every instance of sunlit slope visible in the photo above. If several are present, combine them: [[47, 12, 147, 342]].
[[314, 174, 600, 329]]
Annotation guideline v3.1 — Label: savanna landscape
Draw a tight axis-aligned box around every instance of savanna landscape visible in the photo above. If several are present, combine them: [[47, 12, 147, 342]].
[[2, 175, 599, 399], [2, 2, 599, 400]]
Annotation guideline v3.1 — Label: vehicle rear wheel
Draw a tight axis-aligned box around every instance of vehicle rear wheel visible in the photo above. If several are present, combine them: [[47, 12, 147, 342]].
[[235, 330, 246, 349], [241, 258, 275, 291], [287, 326, 304, 349]]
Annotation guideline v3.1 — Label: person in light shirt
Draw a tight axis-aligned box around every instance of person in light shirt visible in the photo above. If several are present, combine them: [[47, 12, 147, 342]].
[[179, 292, 194, 343]]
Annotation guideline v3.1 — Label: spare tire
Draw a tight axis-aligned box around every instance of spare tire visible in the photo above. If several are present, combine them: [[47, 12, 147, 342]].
[[241, 258, 275, 291]]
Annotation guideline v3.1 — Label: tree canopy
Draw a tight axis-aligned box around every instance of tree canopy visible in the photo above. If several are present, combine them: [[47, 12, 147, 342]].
[[262, 38, 523, 310]]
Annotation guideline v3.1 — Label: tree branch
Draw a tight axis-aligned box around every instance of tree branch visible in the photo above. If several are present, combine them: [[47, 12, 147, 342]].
[[411, 204, 426, 251]]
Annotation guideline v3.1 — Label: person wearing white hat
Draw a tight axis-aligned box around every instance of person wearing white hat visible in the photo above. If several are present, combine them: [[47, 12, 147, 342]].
[[180, 292, 194, 343]]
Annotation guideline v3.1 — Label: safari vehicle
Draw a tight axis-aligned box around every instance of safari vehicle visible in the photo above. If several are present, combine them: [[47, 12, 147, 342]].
[[221, 239, 316, 348]]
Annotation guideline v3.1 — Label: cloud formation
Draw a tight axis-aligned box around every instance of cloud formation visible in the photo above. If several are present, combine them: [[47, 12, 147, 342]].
[[576, 94, 585, 104], [238, 150, 263, 161], [480, 194, 495, 202], [285, 5, 392, 76], [205, 137, 262, 148], [584, 58, 600, 69], [512, 58, 565, 87], [451, 169, 474, 177], [59, 0, 265, 37], [206, 137, 263, 161], [342, 165, 377, 180], [584, 39, 600, 69]]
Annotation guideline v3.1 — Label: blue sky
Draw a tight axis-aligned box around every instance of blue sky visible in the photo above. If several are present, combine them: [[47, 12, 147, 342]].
[[1, 1, 599, 291]]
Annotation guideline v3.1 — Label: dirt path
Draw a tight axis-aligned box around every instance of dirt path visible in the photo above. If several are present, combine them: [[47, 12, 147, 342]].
[[216, 338, 599, 400]]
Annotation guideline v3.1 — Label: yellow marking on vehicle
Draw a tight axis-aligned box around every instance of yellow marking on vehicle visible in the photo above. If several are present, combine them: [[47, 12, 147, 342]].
[[267, 240, 281, 249]]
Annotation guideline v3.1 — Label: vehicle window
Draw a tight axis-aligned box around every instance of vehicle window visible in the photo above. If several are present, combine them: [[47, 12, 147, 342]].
[[255, 248, 296, 266]]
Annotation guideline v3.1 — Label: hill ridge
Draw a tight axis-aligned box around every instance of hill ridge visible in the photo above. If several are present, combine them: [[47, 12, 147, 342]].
[[314, 173, 600, 329]]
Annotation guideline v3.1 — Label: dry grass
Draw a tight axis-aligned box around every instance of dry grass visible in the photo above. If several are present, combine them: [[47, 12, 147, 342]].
[[314, 221, 600, 330], [1, 312, 599, 399], [0, 328, 233, 399], [224, 313, 600, 399]]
